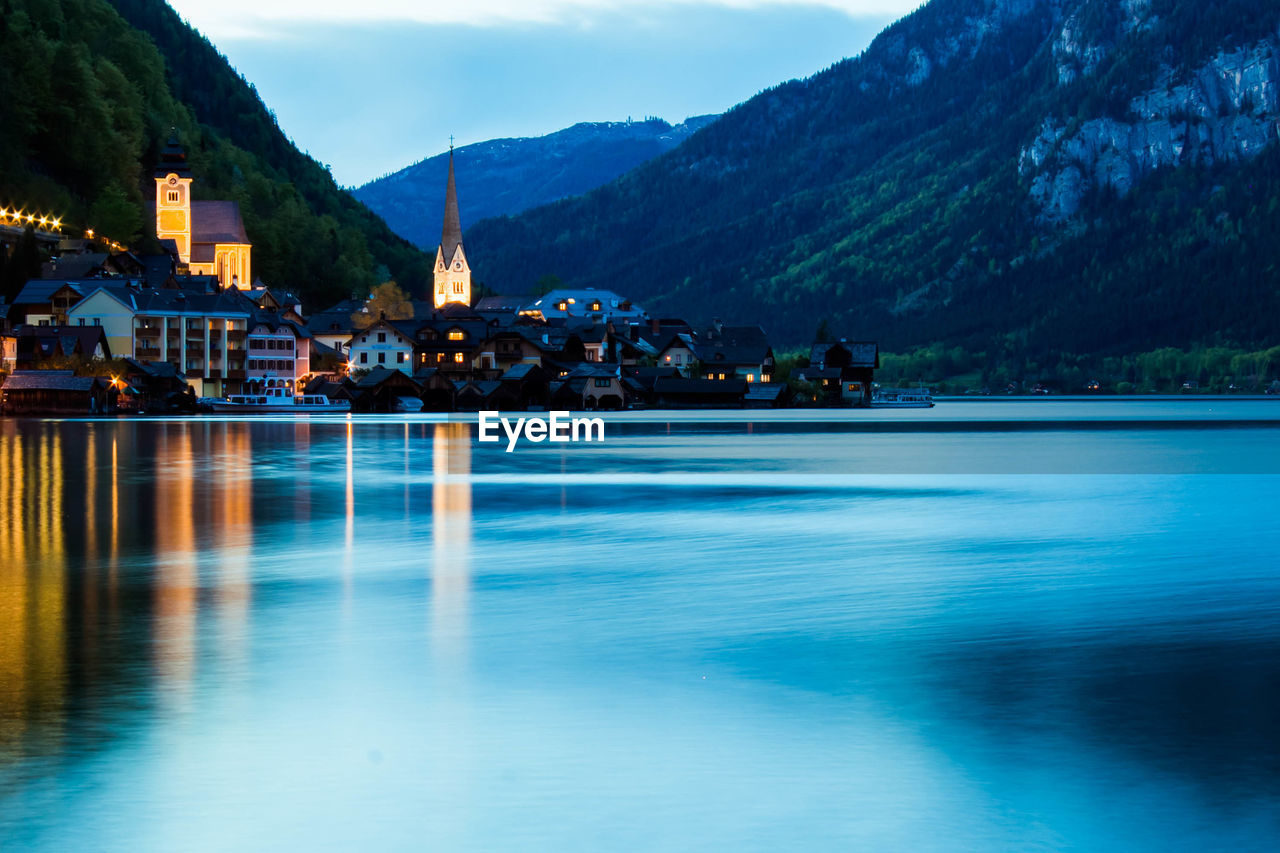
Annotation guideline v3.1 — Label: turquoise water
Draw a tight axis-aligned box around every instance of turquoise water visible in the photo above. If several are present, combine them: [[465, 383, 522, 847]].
[[2, 402, 1279, 850]]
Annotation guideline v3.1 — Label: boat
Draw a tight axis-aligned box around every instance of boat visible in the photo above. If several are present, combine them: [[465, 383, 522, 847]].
[[199, 379, 350, 414], [871, 387, 935, 408]]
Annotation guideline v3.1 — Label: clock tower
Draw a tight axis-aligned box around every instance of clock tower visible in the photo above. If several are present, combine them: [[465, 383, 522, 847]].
[[433, 145, 471, 308], [154, 134, 193, 262]]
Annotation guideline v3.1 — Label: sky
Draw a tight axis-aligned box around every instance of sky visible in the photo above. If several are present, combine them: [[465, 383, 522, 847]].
[[165, 1, 921, 187]]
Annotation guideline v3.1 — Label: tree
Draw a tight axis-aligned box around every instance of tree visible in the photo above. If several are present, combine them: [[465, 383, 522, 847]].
[[813, 318, 833, 343], [352, 280, 413, 329], [533, 274, 562, 297], [88, 184, 143, 246]]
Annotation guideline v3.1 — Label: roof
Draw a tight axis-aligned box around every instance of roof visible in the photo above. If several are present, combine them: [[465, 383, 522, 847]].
[[526, 289, 645, 320], [354, 365, 420, 389], [810, 340, 879, 369], [17, 325, 110, 358], [475, 295, 525, 313], [191, 201, 249, 244], [499, 362, 545, 381], [1, 370, 103, 392], [250, 309, 311, 338], [41, 253, 108, 280], [745, 382, 787, 401], [692, 325, 772, 367], [13, 280, 86, 306], [306, 299, 365, 334]]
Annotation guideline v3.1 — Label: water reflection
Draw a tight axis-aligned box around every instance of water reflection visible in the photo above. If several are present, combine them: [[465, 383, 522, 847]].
[[0, 423, 66, 757], [0, 414, 1278, 849], [431, 422, 472, 669]]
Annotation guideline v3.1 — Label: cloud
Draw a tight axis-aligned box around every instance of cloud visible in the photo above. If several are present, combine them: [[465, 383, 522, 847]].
[[167, 0, 920, 39]]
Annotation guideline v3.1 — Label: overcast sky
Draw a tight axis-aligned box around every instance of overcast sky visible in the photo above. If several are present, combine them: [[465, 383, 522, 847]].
[[166, 1, 920, 187]]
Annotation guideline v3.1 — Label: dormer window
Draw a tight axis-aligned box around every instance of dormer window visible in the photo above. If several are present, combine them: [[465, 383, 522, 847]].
[[591, 302, 601, 311], [556, 302, 567, 311], [447, 330, 465, 341]]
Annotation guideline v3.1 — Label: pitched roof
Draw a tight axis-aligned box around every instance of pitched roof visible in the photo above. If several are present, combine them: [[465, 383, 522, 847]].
[[191, 201, 249, 244], [526, 289, 645, 320], [41, 253, 109, 280], [475, 295, 525, 313], [692, 325, 772, 366], [809, 340, 879, 369], [1, 371, 103, 392], [13, 280, 86, 306]]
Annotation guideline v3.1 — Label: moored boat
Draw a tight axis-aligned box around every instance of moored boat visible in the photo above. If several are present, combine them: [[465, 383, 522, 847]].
[[199, 381, 349, 414], [871, 387, 935, 408]]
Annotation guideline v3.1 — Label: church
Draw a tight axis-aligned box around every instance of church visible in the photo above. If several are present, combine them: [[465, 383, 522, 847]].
[[151, 135, 252, 290], [433, 146, 471, 308]]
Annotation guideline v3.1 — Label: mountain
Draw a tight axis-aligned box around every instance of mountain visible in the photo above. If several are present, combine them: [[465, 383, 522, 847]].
[[465, 0, 1280, 366], [354, 117, 718, 249], [0, 0, 430, 306]]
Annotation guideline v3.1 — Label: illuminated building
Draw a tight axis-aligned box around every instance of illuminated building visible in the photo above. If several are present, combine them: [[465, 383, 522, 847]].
[[432, 146, 471, 309], [152, 134, 252, 291]]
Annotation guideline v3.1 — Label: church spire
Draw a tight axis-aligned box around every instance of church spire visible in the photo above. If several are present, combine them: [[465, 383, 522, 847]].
[[432, 140, 472, 308], [440, 143, 463, 263]]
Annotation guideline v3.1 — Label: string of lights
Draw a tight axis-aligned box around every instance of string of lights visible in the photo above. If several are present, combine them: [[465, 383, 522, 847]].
[[0, 204, 129, 251]]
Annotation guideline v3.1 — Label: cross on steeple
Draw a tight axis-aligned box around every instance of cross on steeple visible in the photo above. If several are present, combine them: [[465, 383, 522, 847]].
[[449, 134, 454, 152]]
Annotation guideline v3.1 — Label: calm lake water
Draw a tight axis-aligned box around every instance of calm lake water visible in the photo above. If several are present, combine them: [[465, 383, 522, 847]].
[[2, 400, 1279, 850]]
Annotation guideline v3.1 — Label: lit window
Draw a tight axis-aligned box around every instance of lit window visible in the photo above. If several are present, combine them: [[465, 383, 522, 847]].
[[448, 331, 464, 341], [454, 352, 465, 363], [557, 302, 567, 311], [591, 302, 601, 311], [746, 374, 755, 383]]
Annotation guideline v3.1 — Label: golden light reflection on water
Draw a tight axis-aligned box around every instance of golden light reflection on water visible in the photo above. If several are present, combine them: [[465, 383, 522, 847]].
[[0, 420, 260, 738], [212, 423, 253, 668], [153, 424, 198, 706], [0, 423, 66, 752], [431, 422, 472, 668]]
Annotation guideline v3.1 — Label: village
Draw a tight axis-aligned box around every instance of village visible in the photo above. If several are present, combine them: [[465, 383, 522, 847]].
[[0, 138, 880, 416]]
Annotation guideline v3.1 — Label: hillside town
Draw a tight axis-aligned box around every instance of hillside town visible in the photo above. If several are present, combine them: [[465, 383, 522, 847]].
[[0, 138, 879, 415]]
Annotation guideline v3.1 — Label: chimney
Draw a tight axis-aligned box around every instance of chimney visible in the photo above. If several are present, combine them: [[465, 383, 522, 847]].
[[650, 317, 660, 336]]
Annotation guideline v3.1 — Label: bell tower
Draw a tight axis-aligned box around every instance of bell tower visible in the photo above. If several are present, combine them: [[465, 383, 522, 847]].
[[433, 144, 471, 308], [154, 133, 193, 263]]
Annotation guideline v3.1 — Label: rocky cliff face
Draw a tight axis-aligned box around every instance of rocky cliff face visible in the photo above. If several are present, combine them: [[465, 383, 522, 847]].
[[1027, 17, 1279, 220], [463, 0, 1280, 354]]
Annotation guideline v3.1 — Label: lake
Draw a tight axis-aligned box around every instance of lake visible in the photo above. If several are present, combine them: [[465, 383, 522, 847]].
[[2, 401, 1279, 850]]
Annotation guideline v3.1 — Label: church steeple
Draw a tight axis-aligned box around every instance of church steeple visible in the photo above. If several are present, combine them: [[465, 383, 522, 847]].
[[433, 142, 471, 308], [440, 145, 463, 264]]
